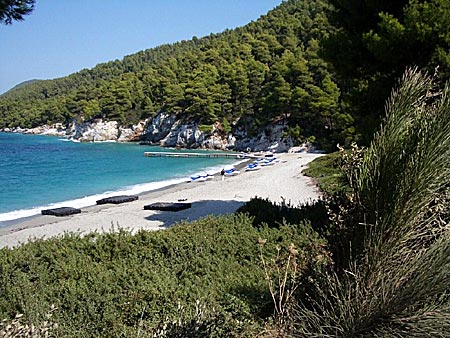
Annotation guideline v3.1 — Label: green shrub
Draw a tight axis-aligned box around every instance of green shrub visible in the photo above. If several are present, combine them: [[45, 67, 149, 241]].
[[0, 214, 326, 337], [283, 124, 304, 143], [236, 197, 329, 236], [222, 117, 232, 134], [302, 151, 349, 196], [198, 124, 213, 133]]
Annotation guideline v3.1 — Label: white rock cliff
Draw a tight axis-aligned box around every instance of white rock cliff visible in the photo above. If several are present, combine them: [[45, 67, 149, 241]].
[[2, 112, 296, 152]]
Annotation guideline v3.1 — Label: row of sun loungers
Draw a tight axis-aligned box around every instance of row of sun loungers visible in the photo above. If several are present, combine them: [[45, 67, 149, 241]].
[[189, 155, 280, 182], [225, 157, 279, 176]]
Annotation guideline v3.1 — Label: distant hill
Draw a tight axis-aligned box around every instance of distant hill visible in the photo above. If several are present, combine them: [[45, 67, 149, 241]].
[[2, 79, 43, 95], [0, 0, 353, 149]]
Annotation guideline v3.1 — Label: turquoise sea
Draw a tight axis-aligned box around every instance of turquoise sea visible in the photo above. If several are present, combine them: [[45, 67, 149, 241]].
[[0, 132, 238, 225]]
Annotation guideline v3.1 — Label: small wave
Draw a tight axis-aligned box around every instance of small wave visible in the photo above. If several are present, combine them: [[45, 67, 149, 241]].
[[93, 140, 118, 143], [67, 138, 80, 143]]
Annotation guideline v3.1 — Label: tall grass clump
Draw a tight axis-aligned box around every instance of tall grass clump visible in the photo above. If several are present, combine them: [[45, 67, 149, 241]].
[[293, 68, 450, 337]]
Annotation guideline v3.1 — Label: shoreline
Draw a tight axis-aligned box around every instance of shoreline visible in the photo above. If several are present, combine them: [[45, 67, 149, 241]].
[[0, 144, 247, 224], [0, 153, 323, 248]]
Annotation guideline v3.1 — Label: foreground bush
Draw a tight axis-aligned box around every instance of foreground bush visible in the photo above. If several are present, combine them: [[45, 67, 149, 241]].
[[0, 213, 326, 337], [293, 69, 450, 337], [236, 197, 329, 234]]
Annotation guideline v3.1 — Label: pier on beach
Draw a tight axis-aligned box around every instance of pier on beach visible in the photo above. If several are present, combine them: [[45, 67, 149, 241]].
[[144, 151, 251, 159]]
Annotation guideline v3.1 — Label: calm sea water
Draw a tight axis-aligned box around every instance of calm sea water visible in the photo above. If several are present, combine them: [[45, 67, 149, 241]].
[[0, 133, 237, 224]]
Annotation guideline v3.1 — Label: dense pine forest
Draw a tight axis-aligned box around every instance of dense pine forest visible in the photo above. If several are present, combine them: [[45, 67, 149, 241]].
[[0, 0, 348, 149]]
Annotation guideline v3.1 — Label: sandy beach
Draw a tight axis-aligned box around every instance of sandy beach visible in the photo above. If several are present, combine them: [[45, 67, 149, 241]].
[[0, 153, 322, 248]]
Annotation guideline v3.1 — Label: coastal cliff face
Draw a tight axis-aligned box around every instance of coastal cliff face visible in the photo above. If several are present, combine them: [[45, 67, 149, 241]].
[[4, 119, 147, 143], [70, 119, 146, 142], [3, 123, 68, 137], [142, 112, 294, 152], [3, 112, 295, 152]]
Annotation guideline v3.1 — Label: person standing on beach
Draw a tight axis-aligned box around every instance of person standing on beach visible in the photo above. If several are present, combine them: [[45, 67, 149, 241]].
[[221, 168, 225, 181]]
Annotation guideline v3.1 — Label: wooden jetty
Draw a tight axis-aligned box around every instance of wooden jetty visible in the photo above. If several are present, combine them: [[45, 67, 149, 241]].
[[144, 151, 250, 159]]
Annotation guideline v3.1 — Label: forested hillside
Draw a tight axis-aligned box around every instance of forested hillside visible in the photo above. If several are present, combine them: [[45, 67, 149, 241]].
[[3, 0, 448, 149], [0, 0, 353, 149]]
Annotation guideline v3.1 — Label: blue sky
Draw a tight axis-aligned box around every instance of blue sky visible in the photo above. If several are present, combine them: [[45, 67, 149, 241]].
[[0, 0, 281, 94]]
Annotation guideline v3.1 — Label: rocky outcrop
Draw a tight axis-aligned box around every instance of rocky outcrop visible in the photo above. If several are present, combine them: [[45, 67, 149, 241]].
[[142, 112, 231, 149], [4, 123, 68, 137], [143, 113, 177, 143], [66, 119, 147, 142], [160, 122, 205, 148], [142, 112, 209, 148], [118, 120, 147, 142], [71, 120, 119, 142], [233, 121, 295, 153], [2, 112, 299, 152], [140, 111, 293, 152]]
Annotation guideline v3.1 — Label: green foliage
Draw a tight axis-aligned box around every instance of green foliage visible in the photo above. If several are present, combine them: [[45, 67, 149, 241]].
[[283, 124, 303, 143], [0, 213, 326, 337], [0, 0, 35, 25], [0, 0, 347, 147], [221, 117, 232, 134], [302, 151, 349, 196], [293, 69, 450, 337], [198, 124, 213, 133], [323, 0, 450, 144], [237, 197, 330, 238]]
